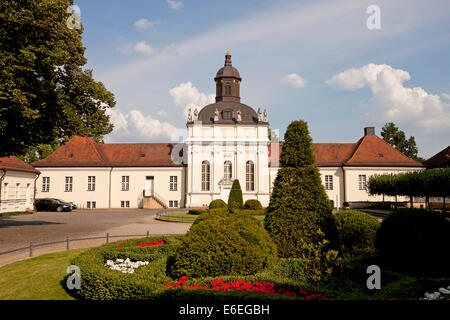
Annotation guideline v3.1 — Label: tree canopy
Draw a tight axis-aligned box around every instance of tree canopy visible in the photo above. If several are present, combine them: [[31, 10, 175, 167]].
[[381, 123, 423, 162], [0, 0, 115, 158]]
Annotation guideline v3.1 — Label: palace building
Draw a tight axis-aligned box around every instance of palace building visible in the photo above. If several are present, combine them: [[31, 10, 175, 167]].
[[31, 52, 424, 209]]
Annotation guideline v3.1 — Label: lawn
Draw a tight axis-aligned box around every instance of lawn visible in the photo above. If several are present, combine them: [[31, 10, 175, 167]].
[[0, 211, 35, 217], [0, 248, 88, 300], [158, 209, 266, 222]]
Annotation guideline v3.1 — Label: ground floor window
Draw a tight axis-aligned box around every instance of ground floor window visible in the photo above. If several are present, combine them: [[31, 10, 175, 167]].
[[87, 201, 96, 209], [325, 175, 333, 190], [169, 200, 179, 208], [121, 200, 130, 208], [358, 175, 367, 190]]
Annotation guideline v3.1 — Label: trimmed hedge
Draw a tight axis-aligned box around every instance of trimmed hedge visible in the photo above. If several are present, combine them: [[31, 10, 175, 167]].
[[244, 199, 263, 210], [264, 120, 333, 258], [375, 208, 450, 277], [228, 179, 243, 210], [70, 236, 182, 300], [171, 211, 278, 278], [209, 199, 228, 210], [188, 209, 207, 215], [333, 210, 380, 252]]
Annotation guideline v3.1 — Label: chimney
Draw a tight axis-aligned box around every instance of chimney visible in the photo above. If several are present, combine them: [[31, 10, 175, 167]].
[[364, 127, 375, 137]]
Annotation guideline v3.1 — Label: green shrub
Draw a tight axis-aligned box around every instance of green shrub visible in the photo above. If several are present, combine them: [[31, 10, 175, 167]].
[[333, 210, 380, 252], [375, 208, 450, 277], [209, 199, 228, 210], [244, 199, 263, 210], [171, 212, 277, 278], [228, 179, 243, 210], [265, 120, 333, 258], [70, 236, 182, 300]]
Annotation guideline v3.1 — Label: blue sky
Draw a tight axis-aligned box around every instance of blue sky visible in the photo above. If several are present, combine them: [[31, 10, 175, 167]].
[[75, 0, 450, 158]]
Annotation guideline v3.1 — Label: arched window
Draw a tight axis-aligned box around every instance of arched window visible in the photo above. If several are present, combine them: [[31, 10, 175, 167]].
[[246, 160, 255, 191], [225, 83, 231, 95], [201, 161, 210, 191], [224, 160, 232, 180]]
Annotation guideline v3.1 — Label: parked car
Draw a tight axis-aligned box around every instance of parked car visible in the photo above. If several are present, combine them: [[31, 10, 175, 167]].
[[35, 198, 72, 212]]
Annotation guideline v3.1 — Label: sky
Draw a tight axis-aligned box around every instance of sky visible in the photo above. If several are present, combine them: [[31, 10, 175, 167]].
[[75, 0, 450, 159]]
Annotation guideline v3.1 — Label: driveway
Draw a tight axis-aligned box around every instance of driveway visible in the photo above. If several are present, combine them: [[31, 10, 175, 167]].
[[0, 209, 192, 266]]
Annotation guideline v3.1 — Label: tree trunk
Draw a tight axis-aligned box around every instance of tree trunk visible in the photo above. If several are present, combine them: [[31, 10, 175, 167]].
[[410, 195, 413, 208]]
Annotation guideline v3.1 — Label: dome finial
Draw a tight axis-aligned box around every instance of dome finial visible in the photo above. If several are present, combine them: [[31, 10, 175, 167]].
[[224, 50, 232, 66]]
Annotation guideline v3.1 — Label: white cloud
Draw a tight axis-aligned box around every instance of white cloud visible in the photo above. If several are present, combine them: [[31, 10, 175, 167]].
[[442, 93, 450, 100], [105, 108, 177, 141], [117, 41, 154, 56], [169, 82, 215, 118], [281, 73, 307, 88], [326, 63, 450, 128], [133, 18, 158, 30], [166, 0, 183, 10]]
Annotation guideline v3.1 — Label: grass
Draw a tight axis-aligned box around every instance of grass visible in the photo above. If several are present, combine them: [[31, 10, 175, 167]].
[[0, 248, 88, 300], [0, 211, 35, 217], [157, 212, 198, 222], [158, 209, 266, 222]]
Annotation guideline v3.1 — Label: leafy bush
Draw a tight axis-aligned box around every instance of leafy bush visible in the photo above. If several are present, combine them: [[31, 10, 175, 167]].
[[209, 199, 228, 210], [333, 210, 380, 252], [375, 208, 450, 277], [228, 179, 243, 210], [244, 199, 263, 210], [265, 120, 333, 258], [70, 236, 182, 300], [171, 212, 277, 278]]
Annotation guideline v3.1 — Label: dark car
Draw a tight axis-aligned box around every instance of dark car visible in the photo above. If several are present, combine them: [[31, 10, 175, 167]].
[[69, 202, 77, 210], [35, 198, 72, 212]]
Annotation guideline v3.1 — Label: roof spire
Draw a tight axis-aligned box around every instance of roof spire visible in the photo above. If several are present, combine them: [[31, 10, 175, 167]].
[[225, 50, 232, 66]]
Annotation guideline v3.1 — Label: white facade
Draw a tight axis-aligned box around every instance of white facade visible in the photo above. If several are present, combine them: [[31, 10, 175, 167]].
[[185, 123, 271, 207], [35, 167, 186, 209], [0, 169, 39, 213]]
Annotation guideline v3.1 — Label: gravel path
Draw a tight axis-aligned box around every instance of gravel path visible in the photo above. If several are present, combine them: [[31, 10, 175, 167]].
[[0, 209, 192, 267]]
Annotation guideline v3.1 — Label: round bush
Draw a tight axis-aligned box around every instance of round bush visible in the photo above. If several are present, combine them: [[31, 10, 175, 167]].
[[333, 210, 380, 252], [244, 199, 263, 210], [70, 236, 182, 300], [172, 213, 278, 278], [209, 199, 228, 210], [375, 208, 450, 277]]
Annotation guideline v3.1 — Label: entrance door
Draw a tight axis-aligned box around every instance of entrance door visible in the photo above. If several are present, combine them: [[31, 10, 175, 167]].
[[145, 176, 154, 197]]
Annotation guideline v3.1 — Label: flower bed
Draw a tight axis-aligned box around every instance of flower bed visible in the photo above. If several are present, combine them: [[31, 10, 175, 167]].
[[164, 277, 328, 300], [105, 258, 149, 274]]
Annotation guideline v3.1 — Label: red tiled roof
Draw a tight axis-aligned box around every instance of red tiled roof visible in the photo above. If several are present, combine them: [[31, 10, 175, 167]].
[[0, 156, 40, 174], [32, 136, 183, 167], [269, 136, 423, 167], [424, 145, 450, 168]]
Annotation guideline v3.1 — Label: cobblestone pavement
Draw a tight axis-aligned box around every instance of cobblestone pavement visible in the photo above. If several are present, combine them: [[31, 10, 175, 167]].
[[0, 209, 192, 266]]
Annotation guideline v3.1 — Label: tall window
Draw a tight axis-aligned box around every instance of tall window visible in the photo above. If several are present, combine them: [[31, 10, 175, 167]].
[[121, 176, 129, 191], [170, 176, 177, 191], [88, 176, 96, 191], [246, 161, 255, 191], [224, 160, 232, 180], [201, 160, 210, 191], [325, 175, 333, 190], [42, 177, 50, 192], [65, 176, 73, 192], [358, 175, 367, 190], [225, 83, 231, 95]]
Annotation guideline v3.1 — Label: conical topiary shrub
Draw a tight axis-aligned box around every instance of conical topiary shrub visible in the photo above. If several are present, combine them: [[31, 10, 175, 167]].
[[228, 179, 243, 210], [264, 120, 334, 258]]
